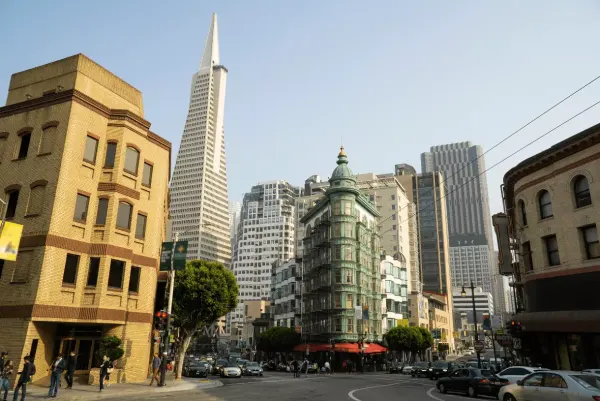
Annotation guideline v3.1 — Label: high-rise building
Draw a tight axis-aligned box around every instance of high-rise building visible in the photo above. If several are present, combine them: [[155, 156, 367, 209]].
[[271, 258, 302, 329], [0, 54, 171, 383], [230, 181, 300, 326], [301, 148, 383, 344], [229, 201, 242, 255], [451, 287, 494, 317], [421, 142, 494, 295], [169, 14, 231, 266]]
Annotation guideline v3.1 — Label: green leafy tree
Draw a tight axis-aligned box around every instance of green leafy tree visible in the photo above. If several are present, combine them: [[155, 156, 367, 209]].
[[437, 343, 450, 358], [257, 327, 301, 354], [172, 260, 238, 379], [98, 336, 125, 362], [383, 326, 411, 354], [416, 327, 434, 359]]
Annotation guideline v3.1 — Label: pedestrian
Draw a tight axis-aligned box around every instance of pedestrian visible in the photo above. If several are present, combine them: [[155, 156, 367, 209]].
[[149, 353, 161, 386], [0, 352, 6, 373], [13, 355, 34, 401], [48, 354, 66, 398], [290, 360, 297, 378], [324, 360, 331, 375], [1, 359, 14, 401], [347, 359, 353, 374], [64, 352, 76, 389], [99, 356, 113, 392], [158, 352, 167, 387]]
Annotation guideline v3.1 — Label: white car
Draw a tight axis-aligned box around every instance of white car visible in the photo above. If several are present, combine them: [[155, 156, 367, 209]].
[[221, 363, 242, 378], [401, 364, 414, 374], [584, 369, 600, 375], [499, 370, 600, 401], [496, 366, 549, 384]]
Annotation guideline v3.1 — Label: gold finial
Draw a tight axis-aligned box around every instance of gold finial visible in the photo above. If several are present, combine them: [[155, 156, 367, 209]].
[[338, 146, 346, 157]]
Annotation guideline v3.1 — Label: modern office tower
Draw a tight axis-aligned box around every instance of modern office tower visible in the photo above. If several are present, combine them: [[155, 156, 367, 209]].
[[230, 181, 300, 326], [169, 14, 231, 266], [271, 258, 303, 329], [421, 142, 494, 295], [0, 54, 171, 383], [452, 287, 494, 316], [301, 148, 383, 345], [229, 201, 242, 258]]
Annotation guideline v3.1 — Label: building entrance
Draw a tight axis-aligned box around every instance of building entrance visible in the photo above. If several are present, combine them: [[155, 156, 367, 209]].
[[53, 325, 104, 373]]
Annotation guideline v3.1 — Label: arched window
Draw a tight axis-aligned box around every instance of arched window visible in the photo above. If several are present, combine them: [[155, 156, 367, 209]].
[[538, 190, 553, 219], [518, 200, 528, 226], [573, 175, 592, 208]]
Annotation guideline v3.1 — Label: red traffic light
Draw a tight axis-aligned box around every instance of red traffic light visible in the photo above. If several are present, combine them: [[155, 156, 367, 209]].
[[155, 311, 168, 319]]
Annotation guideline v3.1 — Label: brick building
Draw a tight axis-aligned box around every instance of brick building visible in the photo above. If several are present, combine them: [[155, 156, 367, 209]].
[[0, 55, 170, 383], [503, 121, 600, 369]]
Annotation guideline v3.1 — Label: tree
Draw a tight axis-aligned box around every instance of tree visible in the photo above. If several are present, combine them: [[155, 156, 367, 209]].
[[172, 260, 238, 379], [384, 326, 411, 355], [407, 327, 423, 361], [257, 327, 301, 354], [98, 336, 125, 363]]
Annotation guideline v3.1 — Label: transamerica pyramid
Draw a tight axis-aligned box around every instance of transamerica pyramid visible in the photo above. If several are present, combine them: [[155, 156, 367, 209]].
[[169, 13, 231, 268]]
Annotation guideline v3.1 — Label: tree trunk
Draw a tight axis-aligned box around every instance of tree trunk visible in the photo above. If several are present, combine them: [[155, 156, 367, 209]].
[[175, 330, 194, 379]]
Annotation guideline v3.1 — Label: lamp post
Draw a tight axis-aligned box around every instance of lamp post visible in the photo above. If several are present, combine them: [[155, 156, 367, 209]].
[[461, 282, 481, 368]]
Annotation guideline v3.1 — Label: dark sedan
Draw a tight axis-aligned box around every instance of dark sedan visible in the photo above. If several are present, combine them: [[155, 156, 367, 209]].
[[411, 362, 431, 377], [428, 361, 453, 380], [212, 358, 229, 375], [183, 361, 209, 378], [241, 361, 263, 376], [436, 367, 509, 398], [389, 362, 402, 374]]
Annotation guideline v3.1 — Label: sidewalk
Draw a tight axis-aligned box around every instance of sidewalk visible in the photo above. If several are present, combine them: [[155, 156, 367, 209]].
[[14, 376, 222, 400]]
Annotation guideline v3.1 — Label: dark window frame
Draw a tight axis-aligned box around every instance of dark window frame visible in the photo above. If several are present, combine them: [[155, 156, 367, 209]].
[[5, 190, 20, 219], [522, 241, 533, 271], [104, 142, 117, 168], [73, 193, 90, 222], [142, 162, 153, 187], [573, 175, 592, 208], [518, 199, 528, 226], [116, 201, 133, 230], [128, 266, 141, 293], [62, 254, 80, 285], [17, 133, 31, 159], [86, 257, 101, 287], [543, 235, 560, 266], [538, 190, 553, 219], [581, 225, 600, 260], [135, 213, 147, 239], [95, 198, 109, 225], [83, 135, 99, 164], [124, 146, 140, 175], [108, 259, 125, 289]]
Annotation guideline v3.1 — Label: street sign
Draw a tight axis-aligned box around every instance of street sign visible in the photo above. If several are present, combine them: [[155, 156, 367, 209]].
[[173, 241, 188, 270], [497, 335, 513, 347], [513, 338, 522, 350], [0, 222, 23, 261], [474, 341, 485, 353], [160, 242, 173, 271]]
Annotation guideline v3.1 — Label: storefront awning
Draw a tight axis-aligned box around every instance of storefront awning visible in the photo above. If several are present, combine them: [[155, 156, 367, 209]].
[[293, 343, 387, 354]]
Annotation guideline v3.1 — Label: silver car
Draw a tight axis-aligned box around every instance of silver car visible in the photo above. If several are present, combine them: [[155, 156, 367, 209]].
[[499, 370, 600, 401]]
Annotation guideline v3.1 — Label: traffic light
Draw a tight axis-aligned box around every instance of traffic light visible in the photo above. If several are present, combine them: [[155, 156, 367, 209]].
[[154, 311, 168, 331], [509, 320, 523, 336]]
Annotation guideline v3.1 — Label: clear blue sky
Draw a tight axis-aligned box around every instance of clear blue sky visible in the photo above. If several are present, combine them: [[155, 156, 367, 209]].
[[2, 0, 600, 217]]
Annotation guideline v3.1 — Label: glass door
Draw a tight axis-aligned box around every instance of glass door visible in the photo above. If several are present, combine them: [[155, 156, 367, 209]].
[[76, 340, 93, 371]]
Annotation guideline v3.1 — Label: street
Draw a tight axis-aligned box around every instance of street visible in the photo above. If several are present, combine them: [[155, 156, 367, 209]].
[[99, 371, 500, 401]]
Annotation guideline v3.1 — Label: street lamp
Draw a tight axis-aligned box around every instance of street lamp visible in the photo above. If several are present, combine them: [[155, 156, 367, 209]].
[[461, 282, 482, 369]]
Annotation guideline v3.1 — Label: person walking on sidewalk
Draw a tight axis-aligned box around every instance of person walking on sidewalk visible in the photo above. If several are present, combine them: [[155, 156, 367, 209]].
[[149, 354, 161, 386], [64, 352, 76, 389], [1, 359, 14, 401], [48, 355, 66, 398], [13, 356, 33, 401], [99, 356, 113, 392]]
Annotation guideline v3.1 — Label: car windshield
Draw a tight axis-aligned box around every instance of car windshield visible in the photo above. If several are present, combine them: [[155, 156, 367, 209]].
[[414, 362, 428, 367], [238, 360, 248, 364], [247, 362, 258, 367], [188, 362, 201, 367], [479, 369, 494, 377], [225, 362, 239, 368], [433, 362, 447, 368], [216, 359, 228, 365], [570, 375, 600, 390]]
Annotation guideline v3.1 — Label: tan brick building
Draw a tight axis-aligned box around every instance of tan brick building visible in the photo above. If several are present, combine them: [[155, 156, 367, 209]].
[[0, 54, 170, 384]]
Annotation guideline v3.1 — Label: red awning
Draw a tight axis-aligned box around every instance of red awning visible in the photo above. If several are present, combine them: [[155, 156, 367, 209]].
[[364, 343, 387, 354], [333, 343, 359, 353], [293, 343, 331, 352]]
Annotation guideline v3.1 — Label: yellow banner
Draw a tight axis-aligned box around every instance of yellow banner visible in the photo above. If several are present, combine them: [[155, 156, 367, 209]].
[[0, 222, 23, 261], [453, 331, 460, 339], [396, 319, 409, 327], [441, 331, 447, 341]]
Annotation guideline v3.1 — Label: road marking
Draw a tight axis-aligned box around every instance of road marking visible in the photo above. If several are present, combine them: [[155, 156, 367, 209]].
[[426, 387, 445, 401], [348, 380, 412, 401], [226, 376, 328, 386]]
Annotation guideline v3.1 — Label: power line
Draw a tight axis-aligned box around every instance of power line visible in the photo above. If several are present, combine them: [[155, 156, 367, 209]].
[[380, 98, 600, 237], [391, 73, 600, 222]]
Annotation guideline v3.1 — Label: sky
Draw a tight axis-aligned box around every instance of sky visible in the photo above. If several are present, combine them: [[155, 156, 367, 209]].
[[2, 0, 600, 220]]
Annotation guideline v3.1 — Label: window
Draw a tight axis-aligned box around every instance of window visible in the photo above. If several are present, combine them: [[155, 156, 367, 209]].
[[334, 245, 341, 260], [333, 223, 341, 237], [392, 204, 396, 210], [335, 294, 341, 308], [18, 133, 31, 159], [142, 162, 153, 187], [0, 260, 3, 279], [346, 270, 353, 284], [392, 224, 396, 231], [518, 200, 528, 226], [346, 294, 353, 308], [39, 126, 56, 155], [574, 175, 592, 208], [104, 142, 117, 168], [347, 318, 353, 333], [544, 235, 560, 266], [335, 269, 341, 284], [116, 202, 133, 230], [87, 257, 100, 287], [333, 201, 341, 215], [582, 225, 600, 259], [5, 190, 19, 219], [73, 193, 90, 222], [344, 246, 353, 261], [523, 373, 544, 387], [124, 147, 139, 174], [135, 213, 147, 239], [392, 213, 396, 220], [335, 318, 342, 332], [83, 136, 99, 163], [62, 254, 79, 285], [344, 223, 352, 237], [522, 241, 533, 271], [96, 198, 109, 225], [27, 185, 45, 216], [344, 201, 352, 215], [108, 259, 125, 289], [391, 195, 396, 200], [129, 266, 141, 293], [538, 190, 553, 219]]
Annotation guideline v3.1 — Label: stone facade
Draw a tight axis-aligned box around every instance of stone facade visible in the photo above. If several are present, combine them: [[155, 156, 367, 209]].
[[0, 54, 170, 384], [300, 148, 383, 344]]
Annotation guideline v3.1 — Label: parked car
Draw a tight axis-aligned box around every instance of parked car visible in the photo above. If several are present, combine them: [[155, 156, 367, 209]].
[[277, 362, 291, 372], [401, 363, 414, 374], [212, 358, 229, 375], [411, 362, 431, 377], [220, 362, 242, 378], [389, 362, 402, 374], [241, 361, 263, 376], [495, 365, 549, 384], [499, 370, 600, 401], [428, 361, 454, 380], [583, 368, 600, 375], [436, 367, 509, 398], [236, 359, 249, 368], [183, 361, 209, 378], [262, 360, 277, 371]]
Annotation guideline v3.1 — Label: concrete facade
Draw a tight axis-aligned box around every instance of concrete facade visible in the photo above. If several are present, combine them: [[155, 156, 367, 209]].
[[0, 54, 170, 384]]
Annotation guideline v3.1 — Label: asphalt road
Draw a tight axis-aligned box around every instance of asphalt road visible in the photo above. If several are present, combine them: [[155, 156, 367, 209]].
[[100, 371, 500, 401]]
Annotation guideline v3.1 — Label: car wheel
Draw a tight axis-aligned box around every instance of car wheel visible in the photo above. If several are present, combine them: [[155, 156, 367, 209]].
[[467, 386, 477, 397], [503, 395, 516, 401], [439, 384, 446, 394]]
